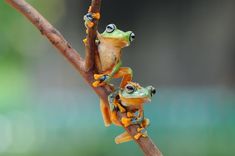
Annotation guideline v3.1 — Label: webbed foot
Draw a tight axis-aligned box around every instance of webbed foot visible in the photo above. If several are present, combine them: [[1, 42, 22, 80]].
[[84, 13, 94, 29], [84, 10, 100, 29], [92, 74, 111, 87], [134, 128, 148, 140], [121, 117, 132, 127]]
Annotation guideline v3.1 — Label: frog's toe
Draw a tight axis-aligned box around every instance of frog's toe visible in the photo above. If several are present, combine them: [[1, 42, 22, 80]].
[[134, 133, 142, 140], [92, 81, 101, 87], [94, 74, 103, 80], [121, 117, 131, 127], [86, 21, 94, 28], [83, 38, 87, 44], [92, 80, 106, 87], [134, 128, 148, 140], [137, 127, 144, 132], [92, 12, 100, 20]]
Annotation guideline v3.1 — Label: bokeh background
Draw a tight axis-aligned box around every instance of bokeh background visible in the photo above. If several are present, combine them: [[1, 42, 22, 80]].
[[1, 0, 235, 155]]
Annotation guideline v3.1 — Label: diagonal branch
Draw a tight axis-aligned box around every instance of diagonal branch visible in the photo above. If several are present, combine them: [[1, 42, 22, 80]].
[[5, 0, 163, 156]]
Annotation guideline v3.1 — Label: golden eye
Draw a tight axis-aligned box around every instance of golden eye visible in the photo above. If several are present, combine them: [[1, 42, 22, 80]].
[[106, 24, 116, 33], [130, 32, 135, 42], [125, 84, 135, 94]]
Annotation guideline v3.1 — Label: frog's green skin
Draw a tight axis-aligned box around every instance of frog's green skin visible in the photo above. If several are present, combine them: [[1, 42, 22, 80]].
[[108, 82, 156, 144], [96, 26, 132, 73], [94, 24, 135, 85], [84, 13, 135, 86]]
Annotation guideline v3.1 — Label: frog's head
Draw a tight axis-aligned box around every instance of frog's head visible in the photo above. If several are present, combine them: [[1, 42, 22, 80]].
[[97, 24, 135, 48], [119, 82, 156, 106]]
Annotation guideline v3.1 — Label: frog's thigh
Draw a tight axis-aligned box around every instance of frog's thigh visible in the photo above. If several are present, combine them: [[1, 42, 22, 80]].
[[113, 67, 133, 88], [110, 111, 122, 126], [115, 131, 133, 144], [100, 99, 111, 127]]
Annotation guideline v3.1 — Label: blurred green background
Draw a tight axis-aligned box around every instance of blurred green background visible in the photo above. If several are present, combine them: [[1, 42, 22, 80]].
[[1, 0, 235, 156]]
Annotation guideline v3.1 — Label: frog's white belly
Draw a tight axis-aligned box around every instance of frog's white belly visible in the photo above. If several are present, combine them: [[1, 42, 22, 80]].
[[98, 44, 118, 72]]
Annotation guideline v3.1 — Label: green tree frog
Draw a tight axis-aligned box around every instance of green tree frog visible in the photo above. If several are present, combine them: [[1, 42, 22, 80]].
[[93, 23, 135, 88], [108, 82, 156, 144], [84, 13, 135, 87]]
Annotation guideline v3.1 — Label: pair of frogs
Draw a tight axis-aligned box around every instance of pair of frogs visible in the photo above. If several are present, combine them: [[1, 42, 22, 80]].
[[84, 9, 156, 144]]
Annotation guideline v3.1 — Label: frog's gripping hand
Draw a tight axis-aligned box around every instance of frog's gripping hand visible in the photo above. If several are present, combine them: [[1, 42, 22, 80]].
[[92, 74, 111, 87], [119, 110, 150, 142], [121, 115, 144, 127], [83, 6, 101, 44], [84, 6, 100, 30]]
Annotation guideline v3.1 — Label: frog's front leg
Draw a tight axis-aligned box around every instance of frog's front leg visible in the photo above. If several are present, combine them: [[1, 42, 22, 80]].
[[83, 6, 101, 45], [131, 107, 145, 125], [133, 107, 150, 140], [134, 118, 150, 139], [121, 107, 145, 128], [121, 112, 138, 127], [134, 127, 148, 140]]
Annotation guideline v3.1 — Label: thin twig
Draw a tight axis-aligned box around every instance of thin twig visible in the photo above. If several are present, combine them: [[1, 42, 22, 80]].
[[5, 0, 163, 155]]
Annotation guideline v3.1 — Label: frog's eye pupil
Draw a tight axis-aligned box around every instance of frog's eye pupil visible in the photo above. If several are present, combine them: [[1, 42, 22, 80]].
[[125, 85, 135, 94], [106, 24, 116, 33], [130, 32, 135, 42], [127, 86, 133, 90], [86, 13, 93, 21]]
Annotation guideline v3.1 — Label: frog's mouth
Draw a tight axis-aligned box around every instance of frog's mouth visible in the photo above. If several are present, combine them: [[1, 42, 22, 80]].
[[119, 84, 156, 106], [102, 37, 130, 48], [119, 96, 151, 106]]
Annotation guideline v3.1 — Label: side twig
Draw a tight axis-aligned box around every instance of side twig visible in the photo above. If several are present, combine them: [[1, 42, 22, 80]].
[[5, 0, 163, 156]]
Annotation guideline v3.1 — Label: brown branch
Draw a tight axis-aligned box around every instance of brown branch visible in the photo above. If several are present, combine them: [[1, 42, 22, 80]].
[[5, 0, 163, 156], [85, 0, 101, 71]]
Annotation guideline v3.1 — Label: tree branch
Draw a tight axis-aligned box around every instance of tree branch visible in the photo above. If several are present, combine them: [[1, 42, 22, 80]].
[[85, 0, 101, 71], [5, 0, 163, 155]]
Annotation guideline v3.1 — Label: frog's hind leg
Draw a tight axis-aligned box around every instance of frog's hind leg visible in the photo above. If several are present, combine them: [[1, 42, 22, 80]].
[[115, 131, 133, 144], [113, 67, 133, 88], [100, 99, 111, 127]]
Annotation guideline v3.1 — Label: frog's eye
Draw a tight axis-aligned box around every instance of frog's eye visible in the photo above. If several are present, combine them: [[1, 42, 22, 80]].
[[125, 84, 135, 94], [130, 32, 135, 42], [106, 24, 116, 33]]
